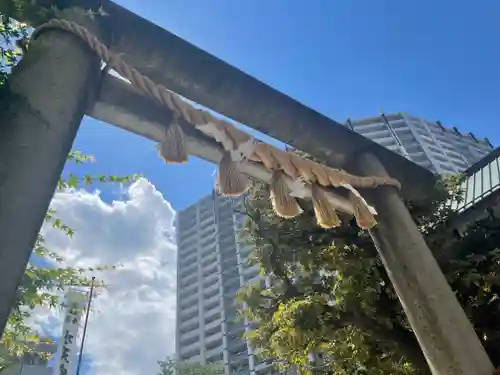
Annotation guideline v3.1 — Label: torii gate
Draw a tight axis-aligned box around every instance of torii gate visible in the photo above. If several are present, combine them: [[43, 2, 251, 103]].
[[0, 2, 493, 375]]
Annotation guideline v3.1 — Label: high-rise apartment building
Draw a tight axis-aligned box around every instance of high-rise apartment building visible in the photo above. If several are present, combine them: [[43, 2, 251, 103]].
[[176, 192, 274, 375], [345, 112, 493, 174]]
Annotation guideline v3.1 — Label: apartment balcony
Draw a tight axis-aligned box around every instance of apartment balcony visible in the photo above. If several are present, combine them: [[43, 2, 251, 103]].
[[179, 288, 198, 304], [356, 121, 386, 132], [180, 352, 203, 363], [204, 282, 220, 296], [223, 287, 240, 300], [226, 322, 246, 337], [201, 247, 217, 261], [204, 296, 220, 312], [180, 352, 202, 362], [179, 289, 198, 305], [179, 341, 201, 356], [254, 362, 272, 373], [230, 362, 250, 375], [205, 320, 222, 336], [200, 225, 216, 237], [233, 368, 251, 375], [199, 213, 215, 225], [179, 324, 199, 338], [227, 332, 247, 346], [178, 220, 197, 234], [220, 234, 236, 245], [179, 235, 197, 249], [203, 286, 220, 309], [200, 235, 217, 249], [219, 222, 235, 234], [202, 253, 218, 268], [203, 276, 219, 291], [180, 274, 198, 289], [221, 267, 239, 280], [245, 274, 261, 286], [205, 331, 223, 346], [203, 265, 219, 279], [202, 228, 217, 240], [205, 306, 221, 321], [180, 253, 198, 268], [362, 129, 392, 141], [204, 309, 221, 329], [229, 348, 249, 363], [179, 284, 198, 308], [180, 334, 201, 349], [179, 315, 199, 331], [385, 144, 400, 153], [243, 266, 260, 282], [408, 152, 428, 164], [200, 219, 216, 231], [218, 210, 234, 222], [206, 347, 224, 362], [180, 302, 198, 316], [202, 262, 218, 275], [222, 274, 241, 288], [204, 316, 222, 331], [238, 245, 253, 258], [204, 296, 220, 311], [221, 256, 238, 270], [203, 311, 222, 330], [180, 327, 200, 342], [378, 137, 399, 149], [243, 263, 259, 274], [206, 340, 224, 357], [180, 312, 199, 329], [179, 280, 198, 293], [178, 244, 198, 259], [179, 263, 198, 279]]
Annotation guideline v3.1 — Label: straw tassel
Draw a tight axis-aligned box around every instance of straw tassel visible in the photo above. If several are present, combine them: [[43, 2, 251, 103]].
[[311, 184, 341, 228], [270, 171, 303, 218], [348, 191, 377, 229], [157, 116, 188, 163], [216, 151, 249, 196]]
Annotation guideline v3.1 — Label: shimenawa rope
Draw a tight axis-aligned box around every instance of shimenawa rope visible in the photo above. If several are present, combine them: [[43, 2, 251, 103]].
[[31, 18, 401, 230]]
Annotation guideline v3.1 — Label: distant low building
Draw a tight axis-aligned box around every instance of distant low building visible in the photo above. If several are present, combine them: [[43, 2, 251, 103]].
[[449, 147, 500, 234], [1, 340, 57, 375]]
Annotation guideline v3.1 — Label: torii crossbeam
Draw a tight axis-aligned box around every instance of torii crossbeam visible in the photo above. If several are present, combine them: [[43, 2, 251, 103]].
[[0, 2, 493, 375]]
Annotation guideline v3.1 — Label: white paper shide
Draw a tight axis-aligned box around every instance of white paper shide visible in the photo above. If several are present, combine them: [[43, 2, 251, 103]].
[[53, 290, 88, 375]]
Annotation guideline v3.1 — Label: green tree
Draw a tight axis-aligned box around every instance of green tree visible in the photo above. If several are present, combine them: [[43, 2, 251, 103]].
[[237, 172, 500, 375], [158, 356, 224, 375], [0, 10, 139, 369], [0, 150, 138, 368]]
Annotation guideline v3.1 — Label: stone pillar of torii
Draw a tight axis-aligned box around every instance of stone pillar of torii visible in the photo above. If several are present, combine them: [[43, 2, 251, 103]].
[[0, 4, 493, 375]]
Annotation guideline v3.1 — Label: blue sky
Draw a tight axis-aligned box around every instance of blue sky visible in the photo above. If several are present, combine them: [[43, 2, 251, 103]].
[[69, 0, 500, 210]]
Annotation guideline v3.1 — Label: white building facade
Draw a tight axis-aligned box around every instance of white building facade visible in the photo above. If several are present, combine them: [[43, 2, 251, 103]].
[[176, 192, 273, 375], [345, 112, 493, 174]]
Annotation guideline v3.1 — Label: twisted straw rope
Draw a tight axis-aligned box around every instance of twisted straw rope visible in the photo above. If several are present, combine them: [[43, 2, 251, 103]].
[[33, 19, 401, 193]]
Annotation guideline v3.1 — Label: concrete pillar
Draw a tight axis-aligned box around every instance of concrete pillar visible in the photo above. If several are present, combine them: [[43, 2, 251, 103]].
[[0, 9, 107, 336], [355, 152, 492, 375]]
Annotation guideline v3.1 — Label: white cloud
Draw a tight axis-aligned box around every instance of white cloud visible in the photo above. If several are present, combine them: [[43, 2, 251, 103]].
[[33, 178, 177, 375]]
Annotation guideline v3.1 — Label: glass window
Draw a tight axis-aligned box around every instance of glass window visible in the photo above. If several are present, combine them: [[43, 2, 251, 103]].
[[481, 165, 491, 197], [491, 159, 500, 189], [473, 170, 483, 201], [465, 173, 475, 207]]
